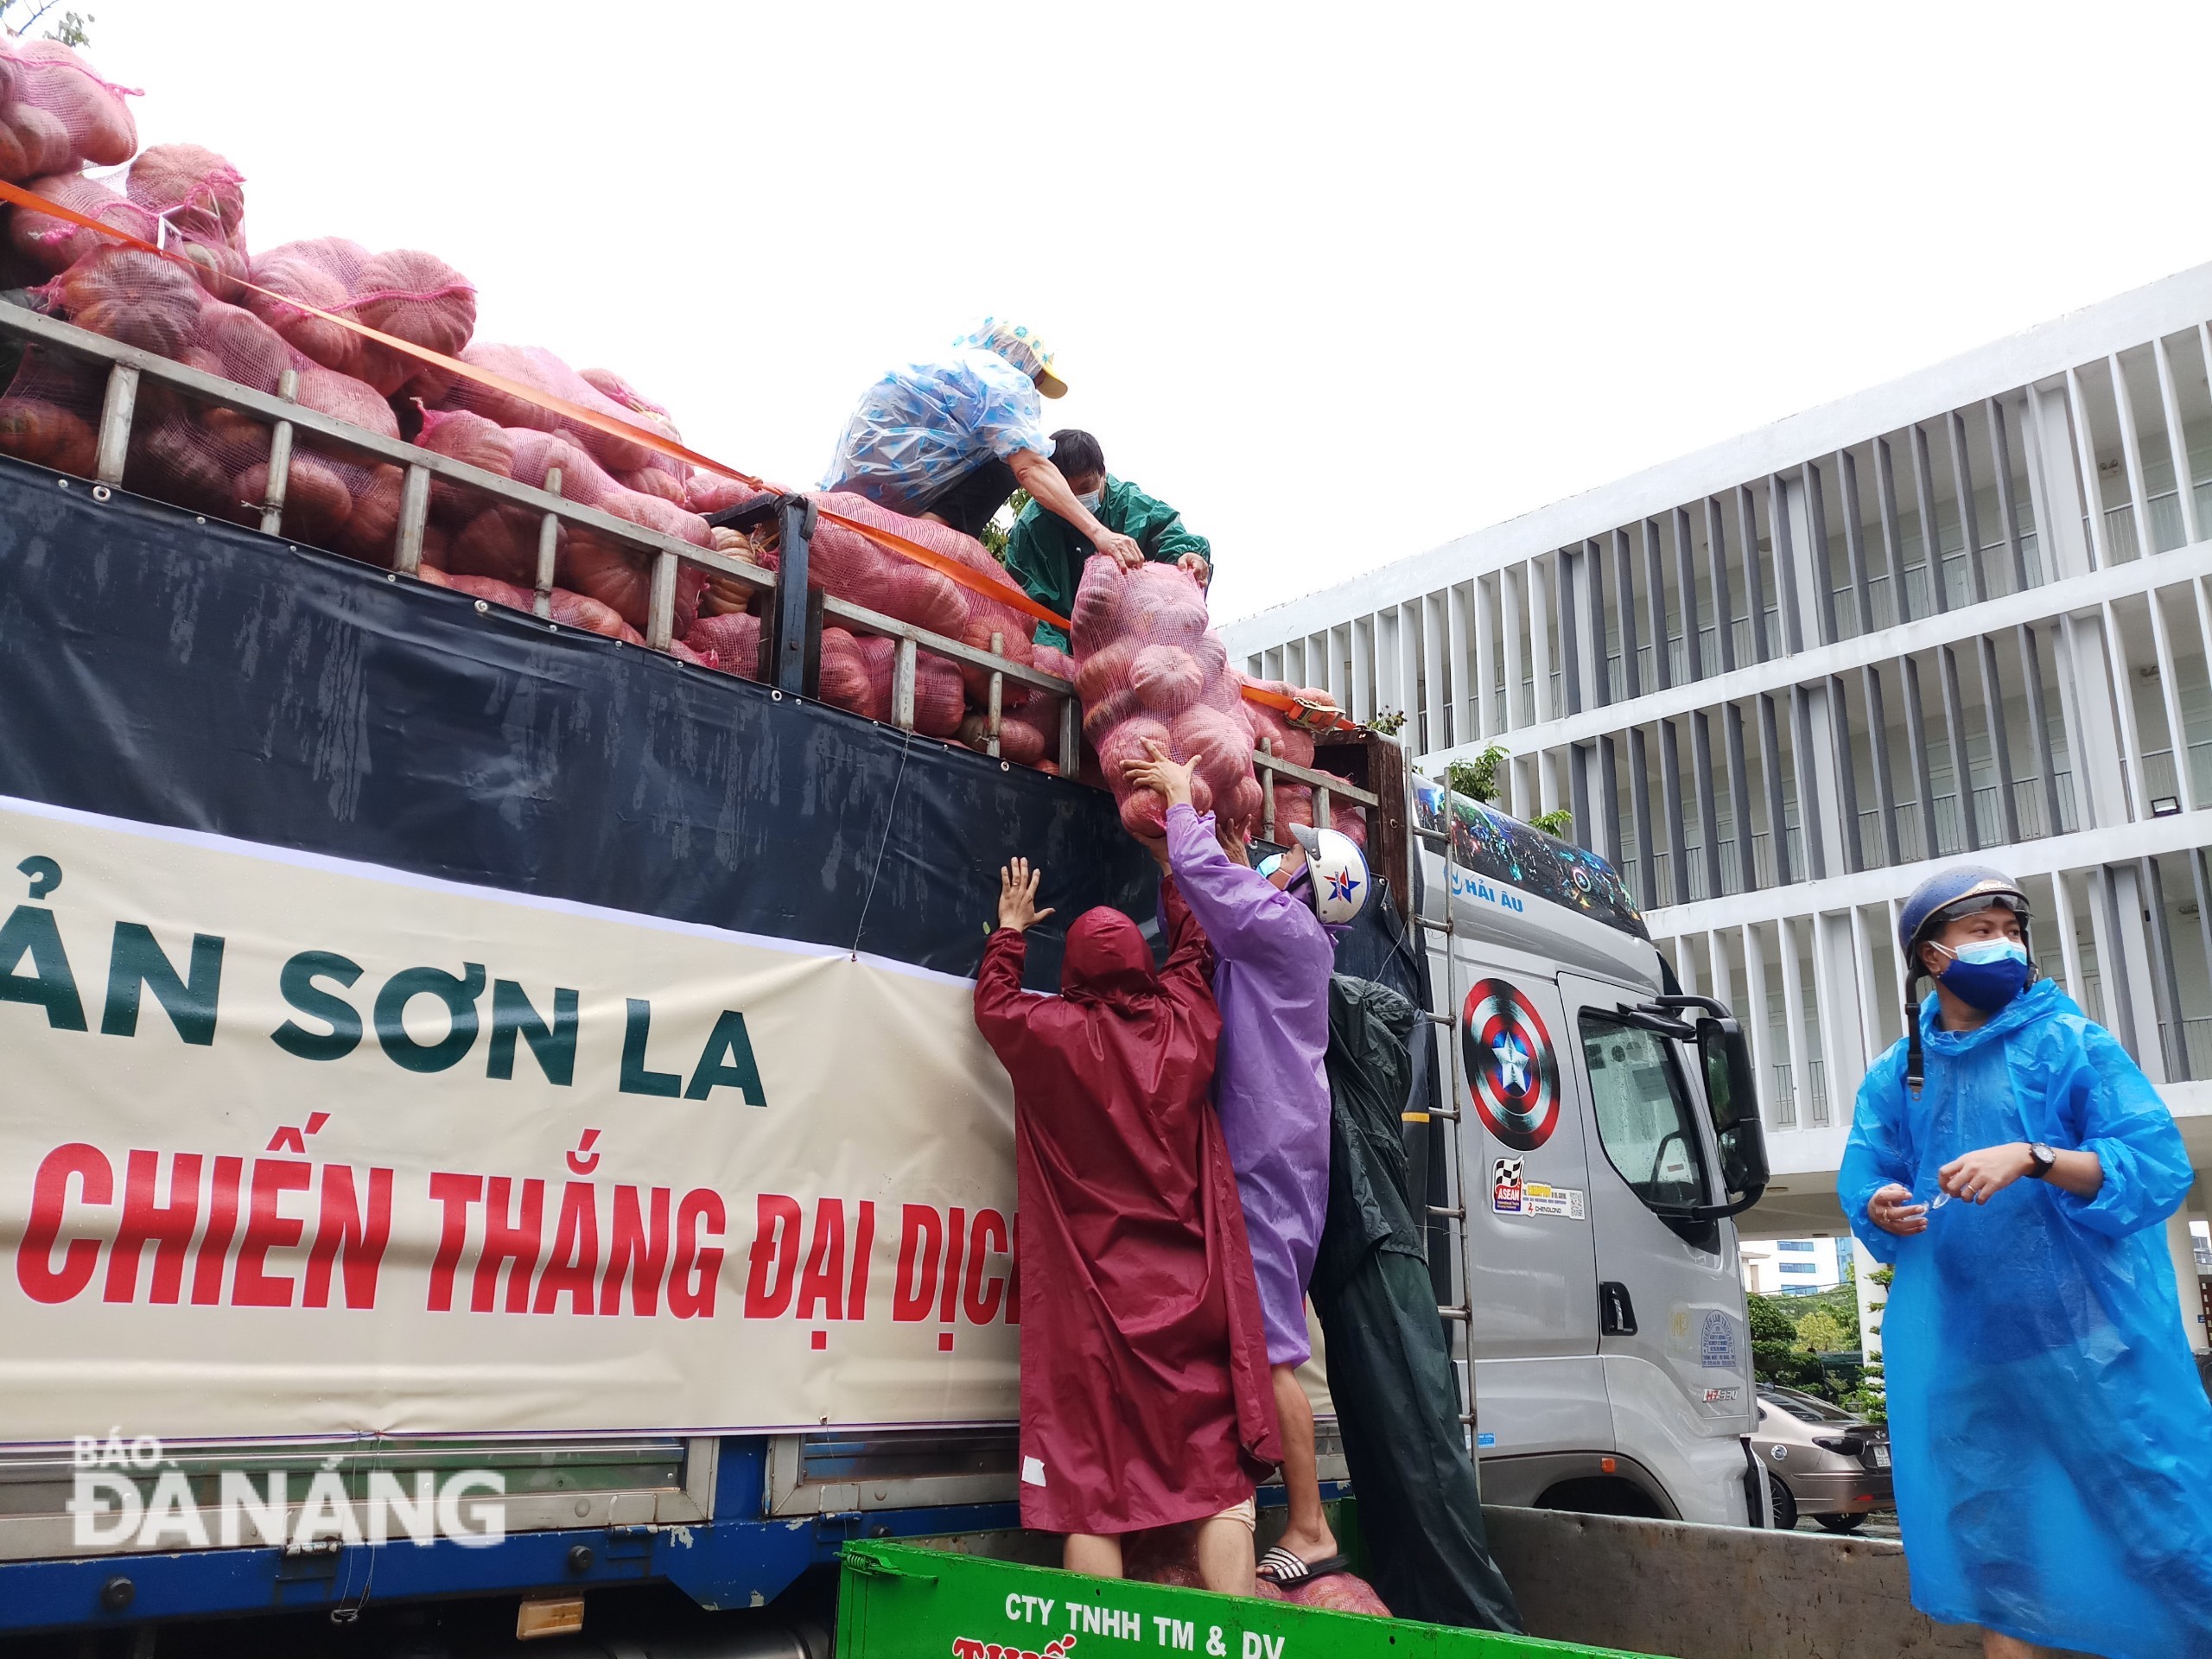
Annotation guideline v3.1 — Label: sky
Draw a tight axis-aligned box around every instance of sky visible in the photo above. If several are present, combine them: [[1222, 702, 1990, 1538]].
[[67, 0, 2212, 626]]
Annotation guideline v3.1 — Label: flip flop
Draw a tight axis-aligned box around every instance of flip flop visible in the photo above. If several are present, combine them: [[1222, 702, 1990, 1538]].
[[1255, 1546, 1351, 1588]]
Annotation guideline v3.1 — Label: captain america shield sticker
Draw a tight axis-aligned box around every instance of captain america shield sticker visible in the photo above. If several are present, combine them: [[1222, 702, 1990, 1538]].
[[1462, 977, 1561, 1152]]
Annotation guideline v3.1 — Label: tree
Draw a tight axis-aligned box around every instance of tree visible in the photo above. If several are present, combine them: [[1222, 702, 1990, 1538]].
[[1439, 745, 1573, 837], [1444, 743, 1510, 804], [0, 1, 92, 46], [1794, 1307, 1851, 1354], [979, 489, 1030, 562]]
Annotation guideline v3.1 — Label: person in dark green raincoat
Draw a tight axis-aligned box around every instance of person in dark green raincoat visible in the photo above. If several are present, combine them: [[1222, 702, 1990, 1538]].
[[1001, 429, 1214, 649], [1313, 972, 1522, 1632]]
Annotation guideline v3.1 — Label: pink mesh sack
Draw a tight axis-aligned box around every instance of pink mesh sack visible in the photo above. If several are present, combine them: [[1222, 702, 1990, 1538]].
[[245, 238, 474, 399], [1071, 555, 1260, 840], [435, 343, 657, 474], [442, 426, 708, 633], [685, 470, 772, 518], [581, 366, 687, 488], [806, 492, 1038, 702], [124, 143, 244, 247], [779, 491, 967, 641], [0, 40, 137, 179], [0, 342, 100, 477], [8, 171, 150, 275], [684, 611, 763, 682]]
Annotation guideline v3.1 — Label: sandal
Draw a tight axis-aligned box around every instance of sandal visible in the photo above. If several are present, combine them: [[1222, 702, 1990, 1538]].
[[1255, 1546, 1351, 1588]]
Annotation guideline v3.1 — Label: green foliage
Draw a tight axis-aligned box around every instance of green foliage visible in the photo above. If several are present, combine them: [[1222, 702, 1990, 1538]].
[[1840, 1359, 1888, 1427], [1747, 1284, 1866, 1406], [0, 1, 92, 45], [1368, 708, 1408, 737], [1443, 743, 1510, 804], [979, 489, 1031, 561], [1794, 1307, 1850, 1353], [1745, 1294, 1798, 1344], [1529, 806, 1573, 837]]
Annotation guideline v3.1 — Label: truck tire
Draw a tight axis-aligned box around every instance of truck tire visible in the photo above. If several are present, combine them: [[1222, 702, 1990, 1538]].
[[1767, 1473, 1798, 1530], [1814, 1511, 1866, 1534]]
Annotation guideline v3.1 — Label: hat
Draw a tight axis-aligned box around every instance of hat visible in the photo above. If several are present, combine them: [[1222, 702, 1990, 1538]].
[[1897, 863, 2034, 1096], [962, 318, 1066, 399], [1897, 865, 2031, 960]]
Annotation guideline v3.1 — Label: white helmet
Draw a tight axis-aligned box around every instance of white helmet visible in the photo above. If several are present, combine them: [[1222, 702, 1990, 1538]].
[[1286, 823, 1370, 925]]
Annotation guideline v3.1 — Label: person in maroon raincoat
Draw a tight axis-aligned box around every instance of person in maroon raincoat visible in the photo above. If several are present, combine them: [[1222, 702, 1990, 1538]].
[[973, 857, 1281, 1592]]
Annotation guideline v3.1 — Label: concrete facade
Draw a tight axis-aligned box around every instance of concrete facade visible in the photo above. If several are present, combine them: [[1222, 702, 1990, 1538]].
[[1226, 264, 2212, 1350]]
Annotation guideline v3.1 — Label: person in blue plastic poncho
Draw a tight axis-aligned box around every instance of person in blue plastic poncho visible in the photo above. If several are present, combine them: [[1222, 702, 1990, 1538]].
[[1839, 864, 2212, 1659], [820, 319, 1146, 568]]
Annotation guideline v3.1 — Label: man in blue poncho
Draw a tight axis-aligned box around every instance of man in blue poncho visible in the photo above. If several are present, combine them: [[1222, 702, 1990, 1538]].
[[820, 319, 1145, 569], [1840, 864, 2212, 1659]]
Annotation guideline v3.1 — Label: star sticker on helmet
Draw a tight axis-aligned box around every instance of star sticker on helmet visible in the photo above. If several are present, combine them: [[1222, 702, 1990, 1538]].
[[1492, 1035, 1530, 1095], [1327, 869, 1360, 903]]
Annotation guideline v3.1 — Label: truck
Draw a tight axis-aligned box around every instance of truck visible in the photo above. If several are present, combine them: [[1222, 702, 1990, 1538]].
[[0, 299, 1779, 1650]]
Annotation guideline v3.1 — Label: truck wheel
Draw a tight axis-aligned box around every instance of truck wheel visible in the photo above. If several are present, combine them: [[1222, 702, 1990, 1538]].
[[1767, 1474, 1797, 1530], [1814, 1512, 1866, 1534]]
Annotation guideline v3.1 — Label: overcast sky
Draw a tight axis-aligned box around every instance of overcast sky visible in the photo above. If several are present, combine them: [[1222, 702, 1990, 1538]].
[[73, 1, 2212, 624]]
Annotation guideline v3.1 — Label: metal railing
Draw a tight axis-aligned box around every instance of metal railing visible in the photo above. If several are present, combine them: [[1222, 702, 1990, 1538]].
[[0, 303, 1092, 767], [2162, 1016, 2212, 1084], [1770, 1058, 1829, 1129], [0, 303, 1382, 821]]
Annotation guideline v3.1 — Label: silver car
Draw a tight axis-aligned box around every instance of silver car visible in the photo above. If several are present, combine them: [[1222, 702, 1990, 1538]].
[[1754, 1383, 1893, 1532]]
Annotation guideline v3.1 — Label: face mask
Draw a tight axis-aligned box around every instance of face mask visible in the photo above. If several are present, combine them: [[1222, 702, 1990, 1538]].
[[1933, 938, 2030, 1011], [1076, 488, 1103, 512]]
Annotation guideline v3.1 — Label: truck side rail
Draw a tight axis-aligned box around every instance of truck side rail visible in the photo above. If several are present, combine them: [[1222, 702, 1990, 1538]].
[[0, 304, 1377, 828]]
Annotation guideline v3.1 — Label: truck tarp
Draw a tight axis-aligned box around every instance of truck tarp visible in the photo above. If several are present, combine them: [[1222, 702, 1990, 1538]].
[[0, 455, 1153, 988]]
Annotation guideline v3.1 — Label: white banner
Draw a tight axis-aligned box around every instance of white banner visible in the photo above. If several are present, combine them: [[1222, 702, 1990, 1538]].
[[0, 796, 1021, 1443]]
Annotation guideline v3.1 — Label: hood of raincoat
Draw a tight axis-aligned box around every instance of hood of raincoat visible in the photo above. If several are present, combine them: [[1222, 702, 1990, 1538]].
[[1919, 973, 2066, 1056], [1060, 906, 1157, 1005]]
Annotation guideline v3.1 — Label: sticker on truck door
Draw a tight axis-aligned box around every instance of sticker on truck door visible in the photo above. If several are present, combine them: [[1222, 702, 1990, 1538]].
[[1491, 1158, 1524, 1212], [1462, 977, 1561, 1152]]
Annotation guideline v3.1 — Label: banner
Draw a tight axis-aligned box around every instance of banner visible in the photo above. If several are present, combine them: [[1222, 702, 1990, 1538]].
[[0, 795, 1022, 1444]]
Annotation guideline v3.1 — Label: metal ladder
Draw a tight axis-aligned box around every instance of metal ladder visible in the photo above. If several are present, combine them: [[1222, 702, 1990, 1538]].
[[1413, 780, 1483, 1458]]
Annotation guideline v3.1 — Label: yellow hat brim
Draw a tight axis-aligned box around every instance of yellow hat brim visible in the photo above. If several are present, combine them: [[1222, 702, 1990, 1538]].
[[1036, 367, 1069, 399]]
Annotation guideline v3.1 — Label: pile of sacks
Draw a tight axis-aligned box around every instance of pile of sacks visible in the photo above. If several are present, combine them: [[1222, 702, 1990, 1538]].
[[0, 36, 1363, 811]]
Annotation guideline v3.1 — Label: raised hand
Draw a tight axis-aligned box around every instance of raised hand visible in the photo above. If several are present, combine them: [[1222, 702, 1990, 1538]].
[[997, 857, 1055, 935], [1125, 741, 1198, 812]]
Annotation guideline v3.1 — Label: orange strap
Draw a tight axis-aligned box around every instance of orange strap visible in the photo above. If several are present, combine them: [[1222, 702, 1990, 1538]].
[[0, 178, 1355, 721], [1237, 679, 1357, 734]]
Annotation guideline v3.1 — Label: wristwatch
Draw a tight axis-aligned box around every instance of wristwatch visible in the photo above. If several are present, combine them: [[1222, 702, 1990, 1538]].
[[2024, 1142, 2057, 1179]]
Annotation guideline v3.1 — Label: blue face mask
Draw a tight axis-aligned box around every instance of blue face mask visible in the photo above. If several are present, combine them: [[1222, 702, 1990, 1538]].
[[1934, 938, 2031, 1011]]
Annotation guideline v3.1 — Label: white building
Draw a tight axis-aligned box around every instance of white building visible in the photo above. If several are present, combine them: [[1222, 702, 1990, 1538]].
[[1225, 264, 2212, 1348], [1740, 1237, 1847, 1298]]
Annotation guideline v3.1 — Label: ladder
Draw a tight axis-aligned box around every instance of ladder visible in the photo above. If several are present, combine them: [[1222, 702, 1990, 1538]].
[[1413, 779, 1484, 1460]]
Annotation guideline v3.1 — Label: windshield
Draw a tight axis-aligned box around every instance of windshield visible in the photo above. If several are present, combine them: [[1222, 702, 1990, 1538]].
[[1758, 1386, 1858, 1424]]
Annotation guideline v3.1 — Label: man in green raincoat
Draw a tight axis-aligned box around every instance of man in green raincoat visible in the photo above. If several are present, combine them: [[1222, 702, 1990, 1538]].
[[1001, 429, 1214, 650]]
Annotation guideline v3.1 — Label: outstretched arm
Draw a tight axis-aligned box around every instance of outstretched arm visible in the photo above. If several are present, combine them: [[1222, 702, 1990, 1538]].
[[972, 860, 1056, 1059], [1009, 448, 1143, 569], [1124, 744, 1297, 963]]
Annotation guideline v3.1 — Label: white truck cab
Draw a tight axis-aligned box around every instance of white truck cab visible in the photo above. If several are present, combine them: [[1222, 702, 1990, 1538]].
[[1408, 775, 1770, 1527]]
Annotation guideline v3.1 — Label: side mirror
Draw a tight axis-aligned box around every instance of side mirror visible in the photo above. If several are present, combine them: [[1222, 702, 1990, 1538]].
[[1692, 1015, 1768, 1219]]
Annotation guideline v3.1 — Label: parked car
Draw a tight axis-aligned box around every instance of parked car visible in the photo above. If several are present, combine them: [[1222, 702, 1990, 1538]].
[[1754, 1383, 1892, 1531]]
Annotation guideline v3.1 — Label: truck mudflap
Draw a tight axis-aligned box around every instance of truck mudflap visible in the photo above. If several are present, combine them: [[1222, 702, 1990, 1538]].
[[832, 1540, 1641, 1659]]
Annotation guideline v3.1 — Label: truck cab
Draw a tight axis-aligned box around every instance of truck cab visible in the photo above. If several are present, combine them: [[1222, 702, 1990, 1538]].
[[1406, 774, 1770, 1527]]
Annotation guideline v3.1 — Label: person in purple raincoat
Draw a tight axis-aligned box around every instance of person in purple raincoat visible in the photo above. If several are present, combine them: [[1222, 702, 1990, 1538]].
[[1128, 744, 1368, 1589]]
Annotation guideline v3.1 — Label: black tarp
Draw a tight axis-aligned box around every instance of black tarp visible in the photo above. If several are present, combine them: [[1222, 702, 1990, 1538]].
[[0, 456, 1154, 988], [1313, 972, 1522, 1633]]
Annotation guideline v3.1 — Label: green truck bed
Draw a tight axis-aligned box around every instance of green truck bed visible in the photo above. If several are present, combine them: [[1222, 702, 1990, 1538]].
[[835, 1539, 1647, 1659]]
